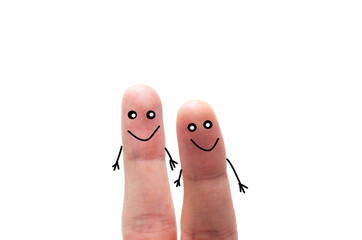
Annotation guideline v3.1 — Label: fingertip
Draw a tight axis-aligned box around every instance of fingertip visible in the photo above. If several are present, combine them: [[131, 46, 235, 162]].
[[122, 84, 162, 107], [176, 100, 213, 124]]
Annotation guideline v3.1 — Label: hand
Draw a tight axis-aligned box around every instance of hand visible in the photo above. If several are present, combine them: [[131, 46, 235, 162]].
[[239, 182, 248, 193], [120, 85, 239, 240], [173, 169, 182, 187], [174, 178, 181, 187], [112, 161, 119, 171], [169, 158, 178, 171]]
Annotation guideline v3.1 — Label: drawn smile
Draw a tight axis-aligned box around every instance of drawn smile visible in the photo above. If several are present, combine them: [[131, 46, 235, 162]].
[[128, 125, 160, 141], [190, 138, 219, 151]]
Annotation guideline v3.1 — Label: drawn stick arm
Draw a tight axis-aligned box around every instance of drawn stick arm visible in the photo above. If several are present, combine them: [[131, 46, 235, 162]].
[[165, 147, 178, 171], [174, 169, 182, 187], [226, 158, 248, 193], [112, 146, 122, 171]]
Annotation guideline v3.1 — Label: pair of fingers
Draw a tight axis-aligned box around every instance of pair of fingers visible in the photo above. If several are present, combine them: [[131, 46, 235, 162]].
[[120, 85, 237, 240]]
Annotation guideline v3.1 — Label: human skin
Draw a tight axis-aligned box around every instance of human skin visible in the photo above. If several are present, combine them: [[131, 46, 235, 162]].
[[177, 100, 237, 240], [121, 85, 176, 240], [120, 85, 237, 240]]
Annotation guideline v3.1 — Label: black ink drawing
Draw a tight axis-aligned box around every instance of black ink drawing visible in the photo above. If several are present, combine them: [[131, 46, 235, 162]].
[[191, 137, 220, 152], [112, 109, 178, 172], [165, 147, 178, 171], [226, 158, 248, 193], [174, 120, 248, 194], [126, 109, 160, 142], [174, 169, 182, 187], [112, 145, 122, 171], [127, 125, 160, 142]]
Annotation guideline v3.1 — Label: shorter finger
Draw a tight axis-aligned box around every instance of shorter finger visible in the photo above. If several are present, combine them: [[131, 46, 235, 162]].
[[177, 100, 237, 240]]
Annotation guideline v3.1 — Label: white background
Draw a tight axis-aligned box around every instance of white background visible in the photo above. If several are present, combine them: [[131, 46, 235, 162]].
[[1, 1, 361, 239]]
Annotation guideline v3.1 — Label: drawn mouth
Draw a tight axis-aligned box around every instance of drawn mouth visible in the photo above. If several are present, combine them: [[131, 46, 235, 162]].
[[190, 138, 219, 151], [128, 125, 160, 141]]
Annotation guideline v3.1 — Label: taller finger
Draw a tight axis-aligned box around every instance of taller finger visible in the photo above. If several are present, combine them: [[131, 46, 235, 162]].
[[121, 84, 176, 240]]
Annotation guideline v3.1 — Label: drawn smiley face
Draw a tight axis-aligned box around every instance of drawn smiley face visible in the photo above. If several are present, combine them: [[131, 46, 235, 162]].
[[121, 84, 165, 159], [126, 109, 160, 141], [187, 120, 220, 151]]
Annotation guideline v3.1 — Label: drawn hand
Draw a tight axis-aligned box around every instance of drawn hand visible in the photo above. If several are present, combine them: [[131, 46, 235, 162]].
[[239, 182, 248, 193], [112, 161, 119, 171], [169, 159, 178, 171], [174, 178, 181, 187]]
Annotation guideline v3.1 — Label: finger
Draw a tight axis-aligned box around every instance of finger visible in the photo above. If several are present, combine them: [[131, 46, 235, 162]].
[[177, 100, 237, 240], [121, 85, 176, 240]]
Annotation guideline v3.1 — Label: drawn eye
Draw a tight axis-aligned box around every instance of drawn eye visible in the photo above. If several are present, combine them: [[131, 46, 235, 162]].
[[203, 120, 212, 129], [146, 110, 156, 119], [128, 110, 137, 119], [188, 123, 197, 132]]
